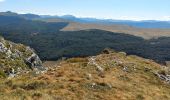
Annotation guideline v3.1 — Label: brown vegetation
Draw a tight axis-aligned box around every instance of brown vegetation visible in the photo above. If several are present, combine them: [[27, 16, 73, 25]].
[[62, 22, 170, 39], [0, 51, 170, 100]]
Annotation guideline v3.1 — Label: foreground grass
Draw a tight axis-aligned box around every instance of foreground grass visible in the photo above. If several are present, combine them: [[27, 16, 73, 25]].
[[0, 52, 170, 100]]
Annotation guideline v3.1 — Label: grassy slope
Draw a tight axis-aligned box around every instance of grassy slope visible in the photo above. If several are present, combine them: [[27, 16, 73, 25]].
[[61, 22, 170, 39], [0, 51, 170, 100], [0, 37, 34, 77], [35, 17, 170, 39]]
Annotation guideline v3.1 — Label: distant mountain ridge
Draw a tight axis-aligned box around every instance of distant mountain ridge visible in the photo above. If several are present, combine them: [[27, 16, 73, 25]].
[[41, 14, 170, 29], [1, 11, 170, 64], [57, 15, 170, 29], [0, 12, 68, 34], [0, 11, 41, 19], [1, 11, 170, 29]]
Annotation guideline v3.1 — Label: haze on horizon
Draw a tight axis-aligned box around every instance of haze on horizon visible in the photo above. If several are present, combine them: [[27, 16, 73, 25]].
[[0, 0, 170, 21]]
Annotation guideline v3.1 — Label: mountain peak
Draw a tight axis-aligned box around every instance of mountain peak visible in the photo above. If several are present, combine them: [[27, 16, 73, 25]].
[[0, 11, 18, 16], [61, 15, 76, 18]]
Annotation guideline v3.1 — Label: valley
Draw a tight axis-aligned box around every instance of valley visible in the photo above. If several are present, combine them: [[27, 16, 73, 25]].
[[1, 0, 170, 99], [1, 12, 170, 64]]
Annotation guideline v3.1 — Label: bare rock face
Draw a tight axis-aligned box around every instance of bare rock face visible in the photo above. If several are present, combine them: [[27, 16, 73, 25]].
[[0, 42, 8, 53], [26, 51, 45, 70], [0, 36, 45, 78]]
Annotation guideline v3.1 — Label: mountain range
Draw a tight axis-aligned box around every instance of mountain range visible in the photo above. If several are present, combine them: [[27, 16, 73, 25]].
[[1, 11, 170, 64], [1, 11, 170, 100], [2, 11, 170, 29], [1, 11, 170, 39], [35, 12, 170, 28]]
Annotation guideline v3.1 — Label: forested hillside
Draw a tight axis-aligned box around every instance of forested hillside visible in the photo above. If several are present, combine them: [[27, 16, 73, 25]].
[[0, 15, 68, 34], [1, 30, 170, 64], [1, 13, 170, 64]]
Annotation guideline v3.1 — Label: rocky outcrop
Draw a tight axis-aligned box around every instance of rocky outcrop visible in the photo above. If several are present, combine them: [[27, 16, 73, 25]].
[[0, 36, 45, 78], [154, 67, 170, 83], [88, 56, 104, 72], [25, 47, 44, 70], [155, 72, 170, 83], [0, 42, 8, 53]]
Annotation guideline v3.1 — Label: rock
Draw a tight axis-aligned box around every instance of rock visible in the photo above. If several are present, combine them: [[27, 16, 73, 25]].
[[0, 36, 46, 78], [8, 73, 16, 79], [11, 50, 22, 58], [102, 48, 115, 54], [88, 56, 104, 72], [91, 83, 96, 88], [155, 71, 170, 83], [26, 53, 44, 70], [123, 66, 128, 72], [86, 73, 92, 80], [119, 52, 127, 56], [0, 42, 8, 53]]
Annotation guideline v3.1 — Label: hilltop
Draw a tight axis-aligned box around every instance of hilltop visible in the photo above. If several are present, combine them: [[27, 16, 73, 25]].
[[1, 49, 170, 99]]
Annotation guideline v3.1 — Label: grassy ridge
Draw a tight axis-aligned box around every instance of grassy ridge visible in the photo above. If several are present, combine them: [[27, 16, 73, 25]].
[[0, 51, 170, 99]]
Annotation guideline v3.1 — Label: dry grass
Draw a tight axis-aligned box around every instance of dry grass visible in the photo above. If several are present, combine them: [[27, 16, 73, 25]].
[[61, 22, 170, 39], [0, 52, 170, 100]]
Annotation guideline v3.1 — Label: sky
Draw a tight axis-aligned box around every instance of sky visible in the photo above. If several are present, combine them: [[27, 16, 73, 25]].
[[0, 0, 170, 21]]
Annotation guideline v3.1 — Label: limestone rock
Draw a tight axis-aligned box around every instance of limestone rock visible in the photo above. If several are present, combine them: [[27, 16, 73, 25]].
[[0, 36, 45, 78]]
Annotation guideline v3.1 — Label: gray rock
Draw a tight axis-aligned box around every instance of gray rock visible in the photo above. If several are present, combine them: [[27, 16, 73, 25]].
[[26, 53, 45, 71], [88, 56, 104, 72], [0, 36, 46, 78], [0, 42, 8, 53], [155, 72, 170, 83]]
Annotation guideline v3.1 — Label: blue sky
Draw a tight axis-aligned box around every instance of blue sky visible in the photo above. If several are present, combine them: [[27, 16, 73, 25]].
[[0, 0, 170, 21]]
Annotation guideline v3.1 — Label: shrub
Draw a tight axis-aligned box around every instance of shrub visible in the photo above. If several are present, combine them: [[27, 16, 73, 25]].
[[32, 92, 42, 98], [21, 80, 47, 90], [136, 94, 144, 100], [0, 70, 6, 78], [5, 80, 13, 87]]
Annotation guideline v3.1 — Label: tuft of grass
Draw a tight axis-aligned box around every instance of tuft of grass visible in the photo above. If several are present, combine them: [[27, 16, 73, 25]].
[[136, 94, 145, 100], [0, 70, 6, 78], [20, 80, 47, 90], [67, 58, 88, 63], [0, 51, 170, 99]]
